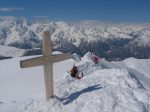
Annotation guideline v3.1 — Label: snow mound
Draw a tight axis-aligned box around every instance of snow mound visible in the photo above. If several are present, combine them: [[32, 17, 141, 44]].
[[112, 58, 150, 90], [0, 53, 150, 112], [0, 45, 25, 57], [122, 58, 150, 80]]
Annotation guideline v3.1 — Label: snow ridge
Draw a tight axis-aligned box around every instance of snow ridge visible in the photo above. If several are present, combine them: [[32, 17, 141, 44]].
[[0, 53, 150, 112]]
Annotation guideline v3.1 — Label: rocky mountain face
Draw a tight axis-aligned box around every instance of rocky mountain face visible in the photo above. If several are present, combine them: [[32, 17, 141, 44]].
[[0, 17, 150, 60]]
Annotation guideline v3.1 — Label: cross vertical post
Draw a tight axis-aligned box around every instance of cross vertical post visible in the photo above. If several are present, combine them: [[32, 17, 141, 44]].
[[42, 31, 54, 100]]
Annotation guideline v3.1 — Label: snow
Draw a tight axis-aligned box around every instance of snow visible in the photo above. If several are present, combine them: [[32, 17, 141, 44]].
[[112, 58, 150, 90], [0, 45, 25, 57], [122, 58, 150, 80], [1, 17, 150, 49], [0, 53, 150, 112]]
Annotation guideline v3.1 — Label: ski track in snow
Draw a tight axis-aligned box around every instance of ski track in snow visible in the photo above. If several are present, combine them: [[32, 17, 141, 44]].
[[0, 53, 150, 112]]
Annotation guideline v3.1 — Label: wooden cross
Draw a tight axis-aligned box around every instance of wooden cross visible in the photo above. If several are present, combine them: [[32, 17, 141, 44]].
[[20, 31, 71, 101]]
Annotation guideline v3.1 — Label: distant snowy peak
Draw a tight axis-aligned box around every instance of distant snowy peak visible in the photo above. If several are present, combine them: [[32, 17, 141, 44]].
[[73, 20, 104, 28], [0, 17, 150, 59]]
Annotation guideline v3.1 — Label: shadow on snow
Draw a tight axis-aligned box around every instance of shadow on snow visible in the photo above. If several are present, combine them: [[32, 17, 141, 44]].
[[55, 84, 102, 105]]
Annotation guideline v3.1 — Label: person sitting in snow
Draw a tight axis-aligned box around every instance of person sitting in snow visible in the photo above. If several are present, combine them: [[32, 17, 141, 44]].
[[70, 66, 83, 79]]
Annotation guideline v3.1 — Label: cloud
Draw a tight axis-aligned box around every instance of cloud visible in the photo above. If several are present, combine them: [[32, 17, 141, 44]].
[[0, 7, 23, 12]]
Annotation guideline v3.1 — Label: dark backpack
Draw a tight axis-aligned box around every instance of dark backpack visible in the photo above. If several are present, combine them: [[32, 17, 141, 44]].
[[71, 66, 78, 77]]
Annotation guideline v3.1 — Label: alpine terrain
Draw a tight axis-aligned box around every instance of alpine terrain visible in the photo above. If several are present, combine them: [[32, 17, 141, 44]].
[[0, 17, 150, 60]]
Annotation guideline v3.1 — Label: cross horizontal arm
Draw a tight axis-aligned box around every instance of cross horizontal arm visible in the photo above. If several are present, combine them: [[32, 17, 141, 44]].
[[52, 53, 71, 63], [20, 56, 44, 68], [20, 53, 71, 68]]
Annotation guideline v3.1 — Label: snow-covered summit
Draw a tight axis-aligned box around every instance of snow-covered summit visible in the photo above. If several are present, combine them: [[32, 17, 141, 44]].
[[0, 53, 150, 112]]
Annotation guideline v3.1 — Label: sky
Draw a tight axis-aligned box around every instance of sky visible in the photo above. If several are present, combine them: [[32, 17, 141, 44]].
[[0, 0, 150, 23]]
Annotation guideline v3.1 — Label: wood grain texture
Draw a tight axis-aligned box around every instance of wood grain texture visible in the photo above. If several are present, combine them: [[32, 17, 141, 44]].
[[42, 31, 52, 56], [20, 56, 44, 68], [52, 53, 71, 63], [43, 63, 54, 100]]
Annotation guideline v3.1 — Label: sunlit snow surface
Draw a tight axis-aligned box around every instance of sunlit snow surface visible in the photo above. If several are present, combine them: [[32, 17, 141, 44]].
[[0, 53, 150, 112], [0, 45, 25, 57]]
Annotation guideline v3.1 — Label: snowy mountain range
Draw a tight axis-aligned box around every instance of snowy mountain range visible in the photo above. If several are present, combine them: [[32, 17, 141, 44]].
[[0, 16, 150, 60]]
